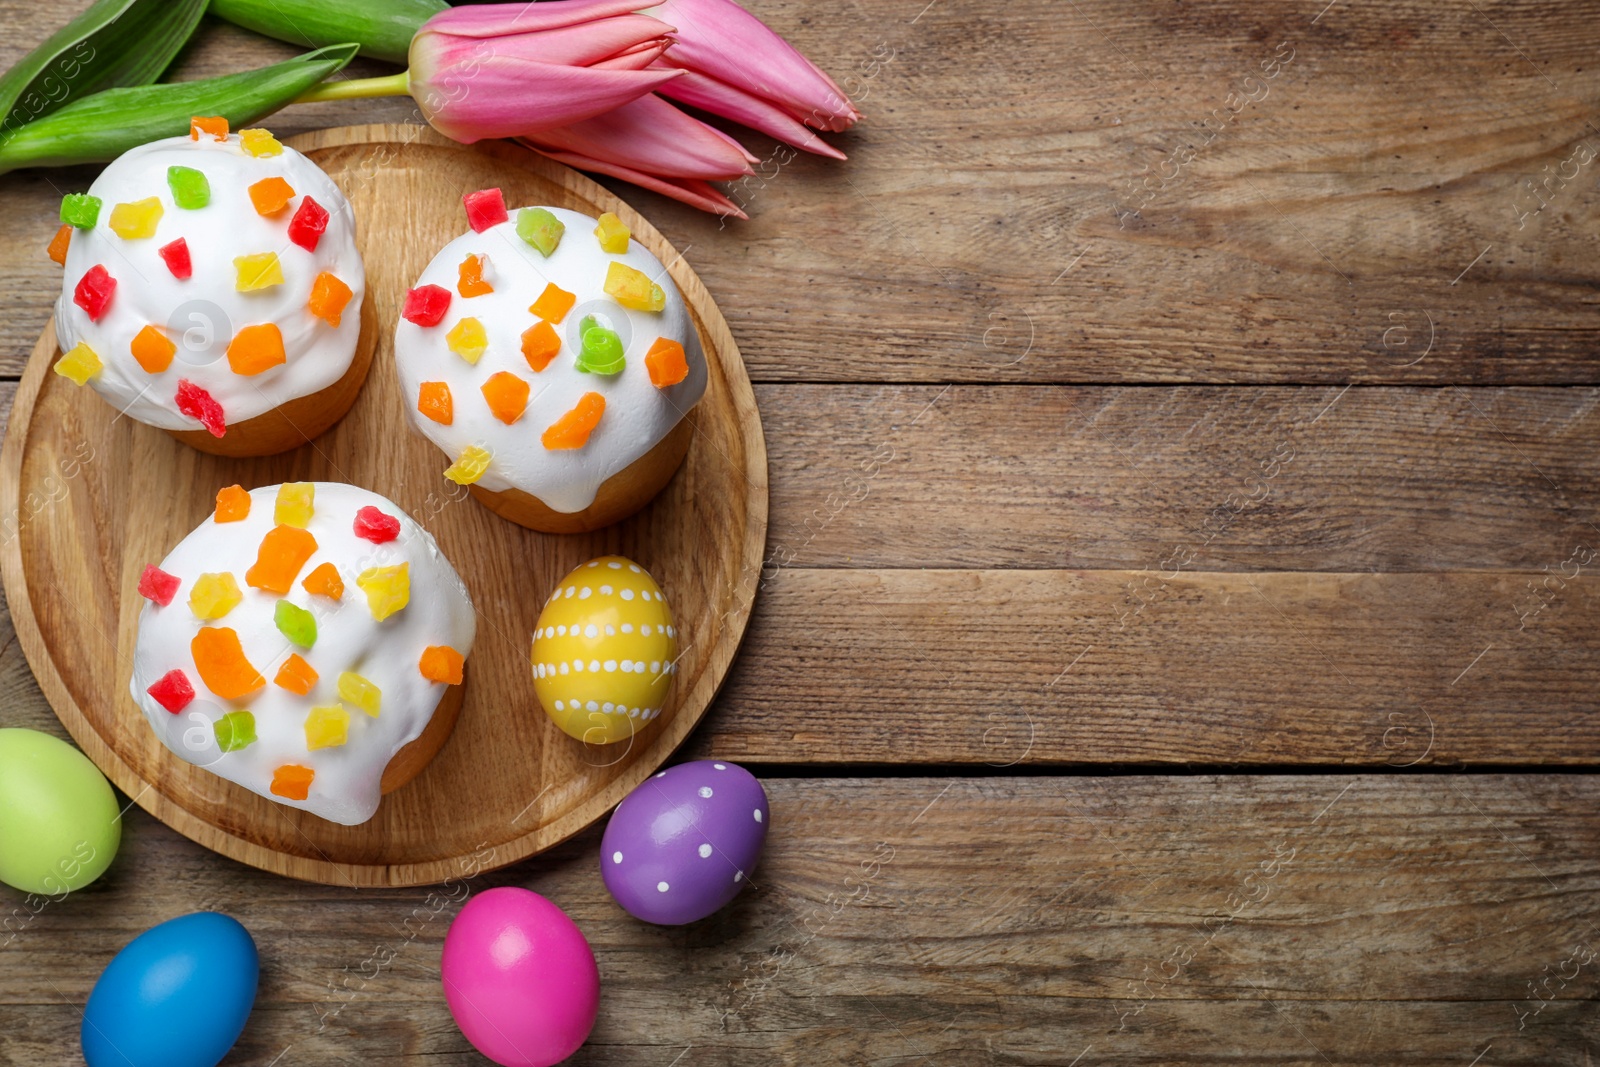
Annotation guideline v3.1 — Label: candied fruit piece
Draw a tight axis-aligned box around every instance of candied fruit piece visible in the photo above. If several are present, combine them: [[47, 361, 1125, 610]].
[[542, 392, 606, 450], [594, 211, 630, 253], [275, 600, 318, 649], [308, 271, 352, 327], [457, 253, 493, 297], [158, 237, 192, 279], [446, 316, 487, 364], [463, 187, 508, 232], [576, 316, 624, 375], [275, 483, 314, 527], [53, 342, 101, 386], [288, 196, 328, 252], [337, 671, 382, 717], [214, 484, 251, 522], [246, 524, 318, 593], [190, 115, 228, 141], [529, 282, 576, 324], [302, 562, 343, 600], [234, 252, 284, 292], [353, 505, 400, 544], [147, 669, 194, 714], [191, 626, 264, 700], [175, 380, 226, 437], [138, 564, 180, 606], [275, 653, 318, 696], [521, 320, 561, 372], [239, 128, 283, 157], [417, 381, 453, 425], [130, 325, 176, 374], [167, 166, 210, 210], [443, 444, 491, 485], [355, 563, 410, 622], [304, 704, 350, 750], [419, 645, 465, 684], [270, 764, 314, 800], [604, 260, 666, 312], [402, 284, 451, 327], [481, 371, 530, 424], [517, 207, 564, 255], [109, 197, 163, 240], [47, 224, 70, 265], [226, 322, 286, 376], [248, 176, 295, 216], [60, 193, 101, 229], [214, 710, 257, 752], [645, 336, 689, 388], [189, 572, 243, 620], [73, 264, 115, 321]]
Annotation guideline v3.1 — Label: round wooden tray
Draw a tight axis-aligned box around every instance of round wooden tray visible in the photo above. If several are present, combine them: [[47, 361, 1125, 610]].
[[0, 125, 768, 887]]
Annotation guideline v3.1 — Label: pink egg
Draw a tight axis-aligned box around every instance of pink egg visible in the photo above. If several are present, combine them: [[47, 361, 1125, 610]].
[[441, 887, 599, 1067]]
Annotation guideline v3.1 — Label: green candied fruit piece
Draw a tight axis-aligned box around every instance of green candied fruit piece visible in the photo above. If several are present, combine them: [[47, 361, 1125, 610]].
[[60, 193, 102, 229], [274, 600, 318, 649], [166, 166, 211, 210], [516, 207, 564, 256], [575, 314, 625, 374], [214, 710, 257, 752]]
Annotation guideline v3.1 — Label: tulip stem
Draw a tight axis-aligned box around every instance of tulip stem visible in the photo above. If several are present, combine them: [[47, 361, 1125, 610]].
[[294, 70, 411, 104]]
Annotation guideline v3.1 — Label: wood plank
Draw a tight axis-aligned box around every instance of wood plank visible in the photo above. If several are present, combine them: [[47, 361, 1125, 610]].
[[2, 776, 1598, 1064]]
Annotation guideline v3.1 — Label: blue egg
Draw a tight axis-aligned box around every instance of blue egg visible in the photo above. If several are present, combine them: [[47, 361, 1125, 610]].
[[82, 912, 258, 1067]]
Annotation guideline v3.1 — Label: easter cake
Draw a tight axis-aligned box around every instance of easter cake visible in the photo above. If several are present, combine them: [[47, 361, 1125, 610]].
[[129, 483, 475, 825], [394, 191, 707, 533], [49, 119, 371, 457]]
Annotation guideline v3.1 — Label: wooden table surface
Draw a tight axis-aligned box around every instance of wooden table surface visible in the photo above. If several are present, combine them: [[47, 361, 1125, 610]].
[[3, 2, 1600, 1063]]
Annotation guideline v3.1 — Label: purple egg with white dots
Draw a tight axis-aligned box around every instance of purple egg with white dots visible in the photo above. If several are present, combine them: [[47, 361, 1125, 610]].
[[601, 759, 768, 925]]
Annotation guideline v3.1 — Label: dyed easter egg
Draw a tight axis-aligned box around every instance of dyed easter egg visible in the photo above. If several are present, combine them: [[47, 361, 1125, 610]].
[[81, 912, 258, 1067], [602, 760, 769, 925], [441, 887, 600, 1067], [0, 728, 120, 894], [531, 556, 679, 743]]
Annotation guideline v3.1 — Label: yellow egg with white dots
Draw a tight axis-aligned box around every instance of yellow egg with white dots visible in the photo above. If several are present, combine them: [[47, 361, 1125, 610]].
[[532, 556, 678, 743]]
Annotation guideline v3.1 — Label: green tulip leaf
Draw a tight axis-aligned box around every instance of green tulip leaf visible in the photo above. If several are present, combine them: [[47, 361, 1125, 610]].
[[210, 0, 447, 65]]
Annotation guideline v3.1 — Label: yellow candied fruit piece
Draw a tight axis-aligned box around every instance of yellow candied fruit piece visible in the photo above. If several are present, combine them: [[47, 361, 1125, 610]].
[[304, 704, 350, 749], [355, 563, 410, 622], [234, 252, 284, 292], [53, 342, 102, 386], [446, 316, 487, 364], [594, 211, 630, 253], [275, 482, 314, 527], [239, 128, 283, 157], [603, 260, 666, 312], [443, 444, 490, 485], [108, 197, 163, 240], [337, 671, 381, 717], [188, 572, 243, 620]]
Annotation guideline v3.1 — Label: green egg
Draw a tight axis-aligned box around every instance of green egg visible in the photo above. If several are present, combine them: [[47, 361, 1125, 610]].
[[0, 728, 120, 894]]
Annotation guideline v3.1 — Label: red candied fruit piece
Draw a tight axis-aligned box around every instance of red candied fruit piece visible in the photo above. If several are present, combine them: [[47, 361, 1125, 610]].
[[463, 188, 509, 232], [158, 238, 191, 280], [288, 196, 329, 252], [147, 669, 195, 714], [401, 284, 451, 327], [73, 264, 115, 321], [138, 563, 181, 606], [175, 379, 226, 437], [353, 505, 401, 544]]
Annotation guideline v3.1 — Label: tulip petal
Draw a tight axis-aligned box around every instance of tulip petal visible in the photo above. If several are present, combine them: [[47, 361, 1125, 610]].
[[413, 57, 682, 141], [421, 0, 654, 39], [522, 93, 755, 180], [655, 64, 847, 159], [433, 17, 673, 69], [521, 139, 748, 218]]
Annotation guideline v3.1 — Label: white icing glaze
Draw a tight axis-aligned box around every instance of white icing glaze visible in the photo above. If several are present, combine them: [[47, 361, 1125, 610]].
[[55, 134, 366, 431], [393, 206, 707, 512], [128, 483, 475, 825]]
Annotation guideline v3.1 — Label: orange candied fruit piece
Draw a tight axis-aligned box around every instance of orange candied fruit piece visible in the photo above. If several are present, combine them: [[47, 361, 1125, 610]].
[[226, 323, 286, 376], [214, 484, 251, 523], [270, 764, 315, 801], [191, 626, 265, 700], [521, 320, 561, 372], [301, 561, 344, 600], [274, 652, 319, 696], [190, 115, 229, 141], [130, 325, 177, 374], [308, 272, 353, 327], [541, 391, 606, 450], [644, 337, 689, 388], [47, 224, 71, 266], [529, 282, 576, 324], [245, 525, 318, 594], [248, 176, 296, 216], [419, 645, 465, 684], [481, 371, 530, 425], [457, 253, 493, 297], [417, 381, 453, 425]]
